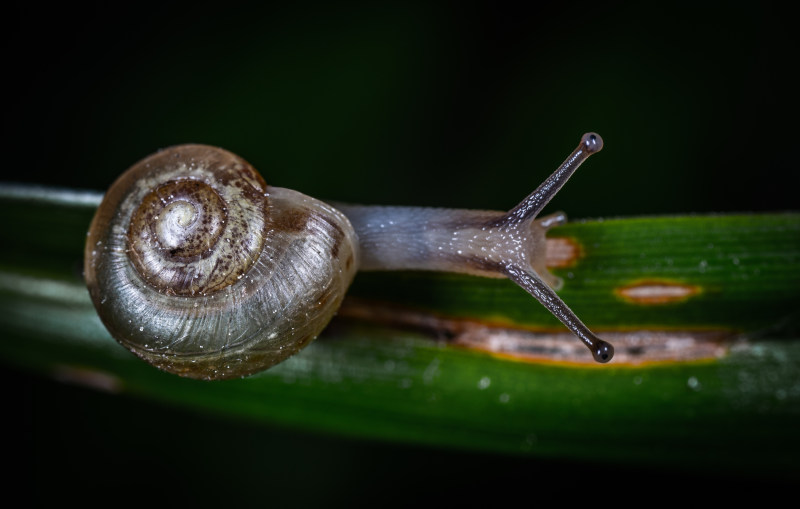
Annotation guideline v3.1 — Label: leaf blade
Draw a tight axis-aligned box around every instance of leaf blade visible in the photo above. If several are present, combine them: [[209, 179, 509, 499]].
[[1, 186, 799, 478]]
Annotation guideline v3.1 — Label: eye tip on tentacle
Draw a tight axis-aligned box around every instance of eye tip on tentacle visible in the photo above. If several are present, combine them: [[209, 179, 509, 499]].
[[592, 339, 614, 363], [581, 132, 603, 154]]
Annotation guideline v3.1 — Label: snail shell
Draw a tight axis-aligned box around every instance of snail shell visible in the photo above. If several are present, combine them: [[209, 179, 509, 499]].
[[84, 145, 358, 380]]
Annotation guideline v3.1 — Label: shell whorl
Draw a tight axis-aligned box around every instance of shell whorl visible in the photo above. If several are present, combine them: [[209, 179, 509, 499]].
[[84, 145, 359, 380]]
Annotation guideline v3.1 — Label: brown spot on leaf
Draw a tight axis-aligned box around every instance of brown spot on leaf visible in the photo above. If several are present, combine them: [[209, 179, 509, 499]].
[[545, 237, 582, 268], [337, 298, 731, 365], [455, 328, 729, 365], [616, 279, 701, 305]]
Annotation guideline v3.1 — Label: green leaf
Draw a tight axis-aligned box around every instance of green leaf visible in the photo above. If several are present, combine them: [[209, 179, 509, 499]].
[[350, 214, 800, 332], [1, 187, 799, 481]]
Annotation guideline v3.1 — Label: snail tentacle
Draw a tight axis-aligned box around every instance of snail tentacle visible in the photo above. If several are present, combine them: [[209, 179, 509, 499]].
[[337, 134, 612, 362]]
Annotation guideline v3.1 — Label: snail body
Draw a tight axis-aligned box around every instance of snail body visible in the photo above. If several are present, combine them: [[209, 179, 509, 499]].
[[85, 134, 613, 380]]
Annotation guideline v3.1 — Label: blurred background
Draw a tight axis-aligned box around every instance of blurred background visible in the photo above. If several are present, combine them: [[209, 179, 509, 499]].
[[4, 1, 796, 214], [4, 0, 796, 503]]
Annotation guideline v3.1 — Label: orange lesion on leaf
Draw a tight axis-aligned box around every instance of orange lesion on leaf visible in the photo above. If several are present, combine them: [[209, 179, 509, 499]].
[[338, 298, 730, 365], [545, 237, 582, 268], [615, 279, 702, 305], [455, 328, 729, 366]]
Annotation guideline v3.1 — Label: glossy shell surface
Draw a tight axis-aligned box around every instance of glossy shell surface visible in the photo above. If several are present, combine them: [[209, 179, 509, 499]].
[[84, 145, 359, 380]]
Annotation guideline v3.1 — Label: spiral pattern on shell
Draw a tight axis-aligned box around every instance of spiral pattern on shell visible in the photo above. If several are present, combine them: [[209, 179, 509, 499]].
[[84, 145, 359, 380]]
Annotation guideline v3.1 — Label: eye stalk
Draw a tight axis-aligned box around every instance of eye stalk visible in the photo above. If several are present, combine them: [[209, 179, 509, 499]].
[[497, 132, 611, 363]]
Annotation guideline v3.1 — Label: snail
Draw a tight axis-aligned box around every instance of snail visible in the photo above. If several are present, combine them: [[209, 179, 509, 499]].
[[84, 133, 613, 380]]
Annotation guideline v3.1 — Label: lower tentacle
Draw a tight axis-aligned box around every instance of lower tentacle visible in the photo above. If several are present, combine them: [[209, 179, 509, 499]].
[[504, 264, 614, 363]]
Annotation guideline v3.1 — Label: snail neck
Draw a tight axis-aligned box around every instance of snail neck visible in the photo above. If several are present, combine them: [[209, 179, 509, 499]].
[[333, 203, 559, 287]]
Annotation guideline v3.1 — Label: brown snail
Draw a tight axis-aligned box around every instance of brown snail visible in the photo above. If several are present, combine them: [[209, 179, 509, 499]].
[[84, 134, 613, 380]]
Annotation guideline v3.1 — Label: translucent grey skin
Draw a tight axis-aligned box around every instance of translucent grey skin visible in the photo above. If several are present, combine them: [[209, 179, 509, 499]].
[[338, 132, 613, 363]]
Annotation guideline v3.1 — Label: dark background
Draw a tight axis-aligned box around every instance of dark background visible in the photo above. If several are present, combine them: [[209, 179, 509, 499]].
[[4, 1, 797, 216], [4, 1, 797, 503]]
